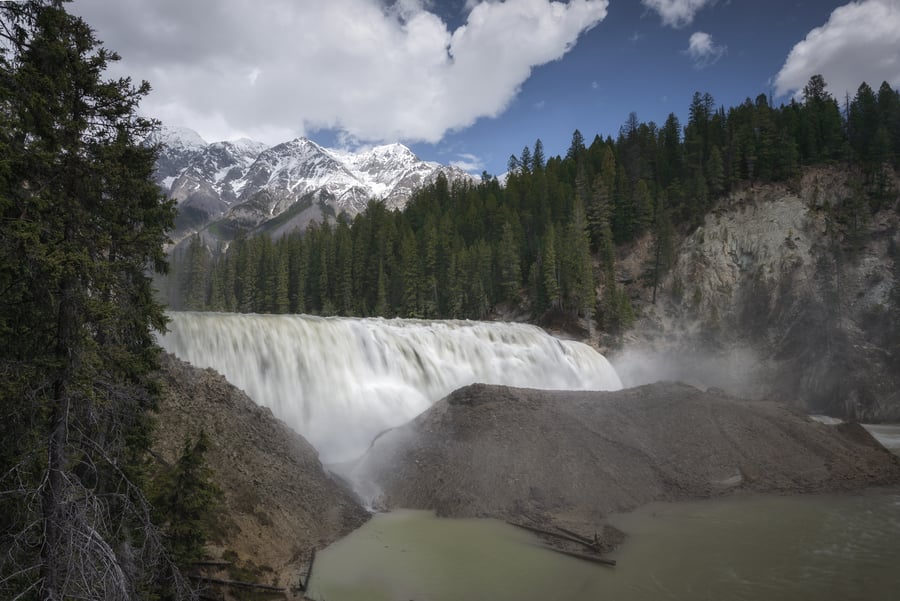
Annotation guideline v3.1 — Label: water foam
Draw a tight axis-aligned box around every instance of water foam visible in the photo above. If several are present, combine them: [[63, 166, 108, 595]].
[[159, 312, 622, 463]]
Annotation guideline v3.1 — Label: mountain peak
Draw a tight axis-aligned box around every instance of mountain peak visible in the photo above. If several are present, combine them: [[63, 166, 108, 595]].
[[148, 125, 208, 152]]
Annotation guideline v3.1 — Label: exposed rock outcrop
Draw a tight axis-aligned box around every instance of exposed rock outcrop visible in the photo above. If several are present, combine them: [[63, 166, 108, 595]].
[[155, 354, 368, 592], [615, 168, 900, 421]]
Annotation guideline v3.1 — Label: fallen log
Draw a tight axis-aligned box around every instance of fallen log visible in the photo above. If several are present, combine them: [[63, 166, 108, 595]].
[[506, 520, 601, 552], [554, 525, 597, 547], [190, 575, 286, 593], [541, 545, 617, 567]]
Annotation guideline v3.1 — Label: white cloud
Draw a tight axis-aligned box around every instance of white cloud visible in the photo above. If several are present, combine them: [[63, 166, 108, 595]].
[[70, 0, 609, 145], [641, 0, 716, 28], [774, 0, 900, 99], [451, 153, 485, 173], [685, 31, 725, 69]]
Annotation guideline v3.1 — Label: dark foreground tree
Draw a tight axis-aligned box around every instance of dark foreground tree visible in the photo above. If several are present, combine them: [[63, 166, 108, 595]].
[[0, 2, 190, 599]]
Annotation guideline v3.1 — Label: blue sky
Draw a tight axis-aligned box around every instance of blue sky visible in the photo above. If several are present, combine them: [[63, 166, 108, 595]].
[[414, 0, 852, 174], [71, 0, 900, 176]]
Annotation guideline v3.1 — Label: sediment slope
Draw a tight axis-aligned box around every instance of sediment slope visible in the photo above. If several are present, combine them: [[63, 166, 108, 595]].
[[155, 354, 368, 590], [354, 382, 900, 528]]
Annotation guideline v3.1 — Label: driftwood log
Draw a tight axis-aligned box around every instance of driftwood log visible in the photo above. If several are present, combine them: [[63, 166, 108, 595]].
[[541, 545, 617, 567], [506, 520, 602, 552]]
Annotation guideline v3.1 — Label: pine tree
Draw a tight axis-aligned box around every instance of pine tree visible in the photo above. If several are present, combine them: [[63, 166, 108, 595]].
[[497, 221, 521, 303], [561, 196, 594, 317], [644, 194, 675, 303], [566, 129, 586, 162], [532, 138, 546, 171], [152, 432, 220, 567], [519, 145, 533, 174], [182, 234, 209, 310], [706, 145, 725, 195], [399, 229, 421, 317], [540, 224, 561, 311], [0, 2, 189, 598]]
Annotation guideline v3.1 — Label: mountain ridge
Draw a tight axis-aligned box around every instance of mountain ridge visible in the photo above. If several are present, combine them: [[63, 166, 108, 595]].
[[149, 126, 473, 241]]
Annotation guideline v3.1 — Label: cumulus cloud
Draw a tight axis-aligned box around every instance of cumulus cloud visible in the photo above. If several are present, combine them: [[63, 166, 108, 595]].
[[70, 0, 609, 145], [685, 31, 725, 69], [774, 0, 900, 99], [641, 0, 716, 28]]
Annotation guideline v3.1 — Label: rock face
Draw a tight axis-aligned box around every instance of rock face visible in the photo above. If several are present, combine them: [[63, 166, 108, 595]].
[[615, 168, 900, 421], [155, 354, 368, 589], [353, 383, 900, 528]]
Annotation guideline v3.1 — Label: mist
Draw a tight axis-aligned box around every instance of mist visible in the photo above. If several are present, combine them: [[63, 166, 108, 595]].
[[609, 342, 770, 400]]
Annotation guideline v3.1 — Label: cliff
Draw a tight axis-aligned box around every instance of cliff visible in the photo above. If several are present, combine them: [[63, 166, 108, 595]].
[[615, 167, 900, 421]]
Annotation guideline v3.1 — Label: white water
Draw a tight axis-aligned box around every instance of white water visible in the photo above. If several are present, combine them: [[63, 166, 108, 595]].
[[158, 312, 622, 463]]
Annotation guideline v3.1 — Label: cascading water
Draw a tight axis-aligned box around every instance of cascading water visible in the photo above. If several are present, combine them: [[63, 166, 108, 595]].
[[158, 312, 622, 463]]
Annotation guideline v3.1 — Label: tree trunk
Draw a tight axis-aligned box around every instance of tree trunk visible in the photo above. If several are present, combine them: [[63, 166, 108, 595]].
[[41, 238, 80, 600]]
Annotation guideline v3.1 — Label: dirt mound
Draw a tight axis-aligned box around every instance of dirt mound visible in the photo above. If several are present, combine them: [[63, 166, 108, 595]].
[[155, 354, 368, 593], [353, 382, 900, 531]]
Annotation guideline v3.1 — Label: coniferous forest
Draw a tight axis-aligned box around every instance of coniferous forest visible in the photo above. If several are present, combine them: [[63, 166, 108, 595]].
[[171, 75, 900, 333]]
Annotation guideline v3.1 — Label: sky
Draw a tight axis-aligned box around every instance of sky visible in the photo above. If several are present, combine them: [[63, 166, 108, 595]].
[[68, 0, 900, 176]]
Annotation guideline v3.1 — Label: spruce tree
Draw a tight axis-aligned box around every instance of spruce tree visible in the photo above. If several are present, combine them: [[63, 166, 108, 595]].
[[497, 221, 522, 303], [0, 1, 189, 598], [152, 432, 220, 567]]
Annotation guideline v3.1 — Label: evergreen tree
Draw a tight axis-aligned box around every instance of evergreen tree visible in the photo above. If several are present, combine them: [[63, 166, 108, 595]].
[[540, 224, 561, 311], [182, 234, 209, 310], [706, 145, 725, 195], [801, 74, 845, 161], [566, 129, 586, 162], [152, 432, 220, 567], [519, 145, 533, 174], [497, 221, 521, 303], [0, 2, 189, 598], [399, 228, 421, 317], [561, 196, 594, 317], [532, 138, 546, 171], [644, 194, 675, 303]]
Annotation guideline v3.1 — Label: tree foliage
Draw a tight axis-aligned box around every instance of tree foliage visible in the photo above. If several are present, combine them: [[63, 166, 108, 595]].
[[0, 1, 191, 599], [152, 433, 220, 568]]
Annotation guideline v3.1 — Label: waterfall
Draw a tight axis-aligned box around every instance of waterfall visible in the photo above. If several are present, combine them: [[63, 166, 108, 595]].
[[158, 312, 622, 463]]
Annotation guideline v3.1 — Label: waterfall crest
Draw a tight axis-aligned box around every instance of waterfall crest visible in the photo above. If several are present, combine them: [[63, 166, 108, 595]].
[[158, 312, 622, 463]]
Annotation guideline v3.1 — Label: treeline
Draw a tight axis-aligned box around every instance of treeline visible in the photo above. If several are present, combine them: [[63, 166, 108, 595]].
[[170, 75, 900, 329]]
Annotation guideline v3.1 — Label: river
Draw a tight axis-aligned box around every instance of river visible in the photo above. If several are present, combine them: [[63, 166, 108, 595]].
[[307, 424, 900, 601]]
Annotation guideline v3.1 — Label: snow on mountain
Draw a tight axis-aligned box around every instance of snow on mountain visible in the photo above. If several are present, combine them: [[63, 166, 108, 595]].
[[150, 126, 474, 238], [147, 125, 208, 153]]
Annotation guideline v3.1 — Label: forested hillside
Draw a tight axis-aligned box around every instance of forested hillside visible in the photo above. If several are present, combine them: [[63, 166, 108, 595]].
[[169, 75, 900, 336]]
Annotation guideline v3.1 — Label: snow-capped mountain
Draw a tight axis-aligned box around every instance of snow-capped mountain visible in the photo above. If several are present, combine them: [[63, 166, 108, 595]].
[[150, 126, 473, 239]]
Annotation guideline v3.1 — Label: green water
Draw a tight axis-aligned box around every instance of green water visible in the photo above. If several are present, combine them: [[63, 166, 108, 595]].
[[307, 487, 900, 601], [308, 424, 900, 601]]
